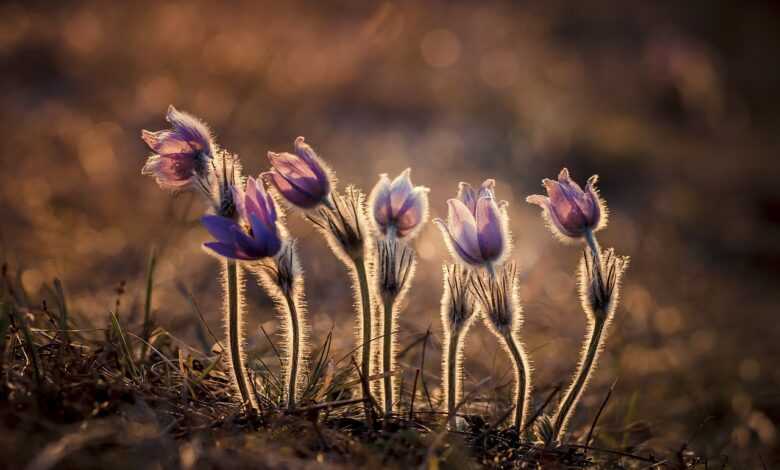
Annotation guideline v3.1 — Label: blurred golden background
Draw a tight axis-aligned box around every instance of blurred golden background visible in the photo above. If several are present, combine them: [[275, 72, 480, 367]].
[[2, 1, 779, 465]]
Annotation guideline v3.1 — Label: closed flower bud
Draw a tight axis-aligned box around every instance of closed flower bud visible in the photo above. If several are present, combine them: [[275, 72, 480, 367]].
[[202, 177, 283, 260], [369, 169, 429, 239], [263, 137, 333, 209], [435, 179, 510, 269], [141, 105, 214, 190], [579, 247, 629, 322], [526, 168, 606, 241]]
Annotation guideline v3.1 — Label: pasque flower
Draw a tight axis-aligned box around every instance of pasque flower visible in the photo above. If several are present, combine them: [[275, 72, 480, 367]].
[[263, 137, 333, 209], [435, 179, 509, 268], [526, 168, 605, 241], [202, 177, 283, 260], [141, 105, 214, 190], [369, 168, 429, 239]]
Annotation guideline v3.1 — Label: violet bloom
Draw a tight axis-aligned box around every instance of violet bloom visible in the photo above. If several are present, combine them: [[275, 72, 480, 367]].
[[263, 137, 333, 209], [202, 177, 283, 260], [369, 168, 429, 239], [141, 105, 214, 190], [526, 168, 606, 241], [435, 179, 509, 269]]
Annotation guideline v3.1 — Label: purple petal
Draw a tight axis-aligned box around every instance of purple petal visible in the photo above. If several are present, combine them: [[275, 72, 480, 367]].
[[268, 151, 328, 200], [201, 215, 238, 244], [476, 195, 504, 262], [435, 218, 482, 266], [544, 178, 588, 236], [581, 175, 601, 225], [370, 174, 392, 230], [293, 136, 330, 187], [203, 242, 244, 260], [166, 105, 213, 155], [249, 214, 282, 257], [457, 182, 477, 215], [389, 169, 413, 214], [478, 179, 496, 199], [395, 189, 426, 237], [446, 199, 482, 264], [262, 170, 321, 208]]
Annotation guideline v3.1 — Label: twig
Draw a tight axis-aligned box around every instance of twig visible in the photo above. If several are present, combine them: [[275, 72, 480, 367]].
[[584, 379, 617, 450], [351, 355, 377, 428], [419, 327, 434, 411], [409, 368, 420, 421]]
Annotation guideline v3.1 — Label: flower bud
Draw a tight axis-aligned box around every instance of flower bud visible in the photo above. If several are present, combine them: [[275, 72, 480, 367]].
[[141, 105, 213, 190], [434, 179, 510, 268], [202, 177, 283, 260], [526, 168, 606, 241], [369, 169, 429, 239], [263, 137, 333, 209]]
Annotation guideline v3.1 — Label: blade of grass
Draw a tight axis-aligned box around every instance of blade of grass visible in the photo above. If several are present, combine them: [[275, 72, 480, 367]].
[[52, 278, 70, 346], [110, 311, 139, 381], [140, 248, 157, 360], [11, 304, 42, 390], [584, 379, 617, 450]]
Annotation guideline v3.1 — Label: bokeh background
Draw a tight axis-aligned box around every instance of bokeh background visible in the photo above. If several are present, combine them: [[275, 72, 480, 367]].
[[2, 0, 779, 466]]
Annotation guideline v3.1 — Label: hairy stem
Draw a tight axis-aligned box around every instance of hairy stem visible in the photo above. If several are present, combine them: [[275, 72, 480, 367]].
[[553, 317, 606, 441], [585, 230, 602, 269], [284, 290, 300, 410], [382, 295, 395, 416], [504, 333, 528, 430], [354, 256, 373, 410], [225, 259, 254, 410], [446, 328, 462, 429]]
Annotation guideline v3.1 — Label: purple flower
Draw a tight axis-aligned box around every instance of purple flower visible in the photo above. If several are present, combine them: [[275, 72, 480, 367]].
[[141, 105, 214, 190], [202, 177, 283, 260], [435, 179, 509, 268], [369, 168, 429, 239], [262, 137, 333, 209], [526, 168, 605, 240]]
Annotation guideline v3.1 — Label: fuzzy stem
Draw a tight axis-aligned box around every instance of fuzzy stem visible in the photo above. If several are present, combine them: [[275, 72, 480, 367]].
[[553, 317, 606, 441], [382, 295, 395, 416], [504, 333, 528, 430], [225, 259, 254, 410], [283, 291, 301, 410], [585, 230, 602, 270], [446, 328, 462, 429], [354, 256, 373, 410]]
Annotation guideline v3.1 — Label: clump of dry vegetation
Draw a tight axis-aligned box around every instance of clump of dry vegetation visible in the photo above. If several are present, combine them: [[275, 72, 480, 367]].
[[0, 263, 715, 469]]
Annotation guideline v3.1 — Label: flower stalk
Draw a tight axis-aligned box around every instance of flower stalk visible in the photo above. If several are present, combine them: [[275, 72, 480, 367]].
[[252, 242, 308, 410], [472, 264, 531, 431], [551, 242, 629, 442], [224, 258, 256, 410], [440, 266, 476, 429], [304, 187, 376, 416], [375, 239, 415, 416]]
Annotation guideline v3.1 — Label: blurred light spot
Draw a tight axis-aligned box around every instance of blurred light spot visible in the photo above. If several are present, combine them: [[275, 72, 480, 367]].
[[479, 49, 519, 89], [738, 358, 761, 382], [731, 426, 750, 448], [624, 285, 653, 324], [690, 330, 715, 354], [417, 237, 437, 261], [421, 29, 460, 68], [21, 269, 44, 294], [63, 10, 102, 56], [748, 411, 777, 445], [653, 307, 683, 336], [543, 270, 572, 303], [138, 76, 177, 114], [77, 125, 119, 183], [194, 86, 234, 123], [731, 392, 752, 418]]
